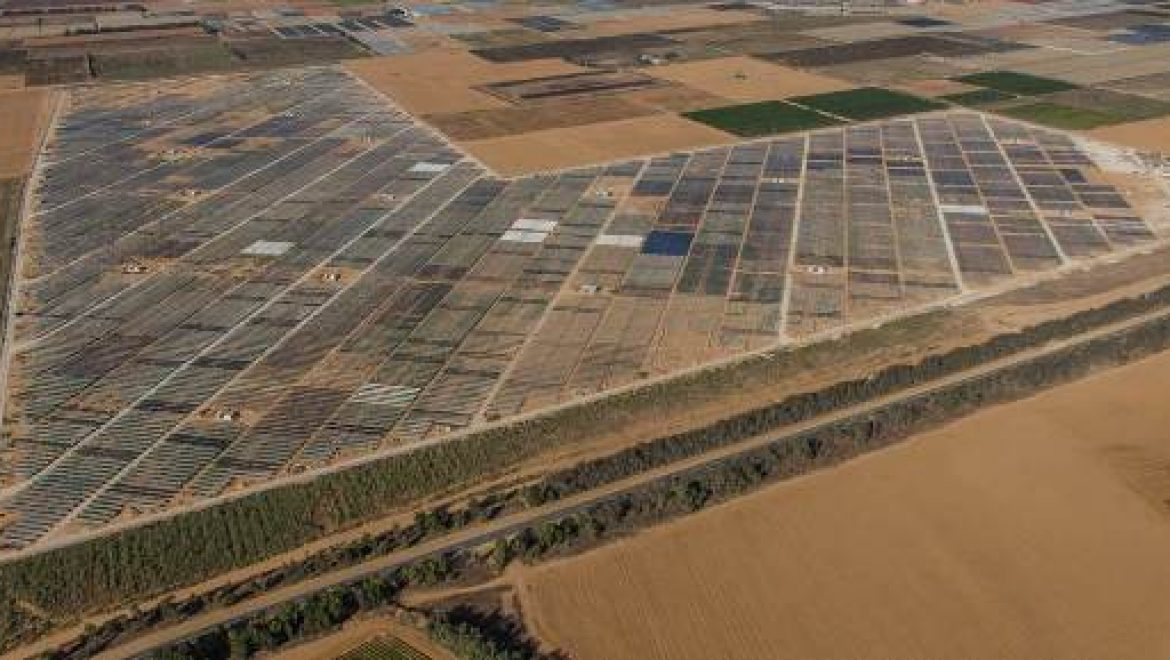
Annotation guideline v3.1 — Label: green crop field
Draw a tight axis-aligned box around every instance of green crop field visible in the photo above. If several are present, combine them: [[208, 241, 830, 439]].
[[996, 102, 1122, 130], [941, 88, 1017, 107], [340, 635, 433, 660], [791, 87, 946, 121], [682, 100, 842, 137], [954, 71, 1079, 95]]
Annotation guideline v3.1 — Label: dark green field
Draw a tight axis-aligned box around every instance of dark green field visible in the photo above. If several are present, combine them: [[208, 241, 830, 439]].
[[997, 102, 1121, 130], [941, 88, 1018, 107], [954, 71, 1079, 95], [791, 87, 946, 121], [682, 100, 841, 137]]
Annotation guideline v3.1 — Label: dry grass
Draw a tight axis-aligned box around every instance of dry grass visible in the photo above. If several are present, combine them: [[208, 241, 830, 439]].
[[0, 88, 51, 178], [646, 55, 853, 103], [460, 114, 734, 177], [520, 349, 1170, 660]]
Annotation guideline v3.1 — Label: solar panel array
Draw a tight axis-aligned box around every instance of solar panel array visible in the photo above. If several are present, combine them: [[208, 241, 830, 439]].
[[0, 69, 1161, 550]]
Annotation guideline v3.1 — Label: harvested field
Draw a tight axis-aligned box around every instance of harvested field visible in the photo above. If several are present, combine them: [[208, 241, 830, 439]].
[[0, 87, 50, 178], [345, 52, 585, 115], [423, 96, 658, 141], [1089, 115, 1170, 154], [646, 56, 852, 103], [460, 114, 733, 176], [520, 348, 1170, 660]]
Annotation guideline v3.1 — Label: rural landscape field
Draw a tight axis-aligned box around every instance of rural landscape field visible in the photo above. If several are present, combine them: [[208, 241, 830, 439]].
[[1, 0, 1170, 657]]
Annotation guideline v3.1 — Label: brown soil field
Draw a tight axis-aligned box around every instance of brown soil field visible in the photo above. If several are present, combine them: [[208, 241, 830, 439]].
[[896, 77, 980, 97], [621, 84, 728, 112], [423, 95, 659, 141], [344, 52, 586, 115], [646, 55, 853, 103], [520, 346, 1170, 660], [0, 75, 22, 90], [0, 88, 52, 178], [460, 114, 734, 176], [1089, 116, 1170, 155], [579, 8, 762, 38]]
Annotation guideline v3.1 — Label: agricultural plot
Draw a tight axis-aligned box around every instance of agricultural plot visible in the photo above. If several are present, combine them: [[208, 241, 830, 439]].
[[339, 635, 434, 660], [0, 65, 1165, 552], [683, 100, 842, 137]]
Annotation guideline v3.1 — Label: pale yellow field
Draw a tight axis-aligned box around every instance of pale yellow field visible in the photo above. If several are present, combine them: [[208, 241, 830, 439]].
[[520, 349, 1170, 660], [647, 56, 853, 103], [461, 114, 734, 176]]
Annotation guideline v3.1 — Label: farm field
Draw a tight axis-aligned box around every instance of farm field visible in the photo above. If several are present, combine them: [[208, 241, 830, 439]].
[[0, 87, 52, 178], [518, 347, 1170, 660], [1, 61, 1167, 553]]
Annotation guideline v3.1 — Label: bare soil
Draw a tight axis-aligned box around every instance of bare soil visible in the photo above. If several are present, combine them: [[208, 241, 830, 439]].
[[344, 52, 586, 115], [0, 88, 51, 178], [460, 114, 735, 177], [423, 95, 658, 141], [519, 348, 1170, 660], [645, 55, 853, 103], [1089, 115, 1170, 155]]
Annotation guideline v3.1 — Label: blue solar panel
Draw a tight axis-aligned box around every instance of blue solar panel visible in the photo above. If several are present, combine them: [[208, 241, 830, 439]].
[[642, 230, 693, 256]]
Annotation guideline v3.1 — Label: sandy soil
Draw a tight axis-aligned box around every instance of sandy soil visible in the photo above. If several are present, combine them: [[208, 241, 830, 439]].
[[519, 348, 1170, 660], [0, 75, 24, 90], [1089, 116, 1170, 155], [423, 95, 658, 141], [271, 616, 455, 660], [0, 88, 51, 178], [578, 8, 761, 38], [461, 114, 735, 177], [646, 55, 853, 103], [344, 51, 586, 115]]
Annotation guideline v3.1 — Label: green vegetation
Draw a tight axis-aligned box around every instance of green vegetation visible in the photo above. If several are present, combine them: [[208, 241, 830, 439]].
[[682, 100, 841, 137], [941, 88, 1017, 107], [791, 87, 946, 121], [90, 43, 238, 80], [954, 71, 1079, 95], [341, 635, 432, 660], [997, 102, 1122, 130]]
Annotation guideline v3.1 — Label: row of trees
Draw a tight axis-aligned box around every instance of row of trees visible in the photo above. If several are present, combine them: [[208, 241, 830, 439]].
[[7, 282, 1170, 653]]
